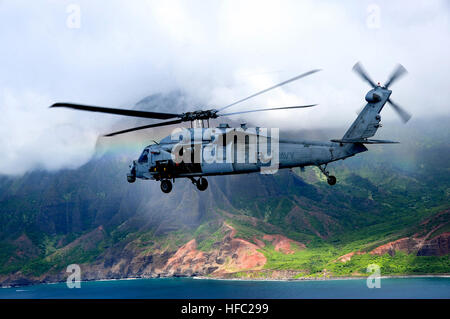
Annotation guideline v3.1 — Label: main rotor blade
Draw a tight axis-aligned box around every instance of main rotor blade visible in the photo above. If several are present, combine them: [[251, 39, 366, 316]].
[[384, 64, 407, 89], [388, 99, 411, 123], [218, 69, 321, 112], [104, 119, 183, 137], [51, 103, 181, 120], [352, 62, 376, 88], [219, 104, 316, 117]]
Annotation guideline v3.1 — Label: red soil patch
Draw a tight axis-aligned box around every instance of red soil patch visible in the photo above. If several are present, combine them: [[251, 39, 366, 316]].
[[228, 238, 266, 270], [262, 234, 305, 254], [336, 251, 364, 263], [165, 223, 267, 275], [223, 223, 266, 270], [164, 239, 206, 273], [253, 236, 266, 248]]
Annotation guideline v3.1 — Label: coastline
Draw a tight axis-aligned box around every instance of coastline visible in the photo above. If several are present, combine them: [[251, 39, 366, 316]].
[[193, 274, 450, 282], [2, 273, 449, 289]]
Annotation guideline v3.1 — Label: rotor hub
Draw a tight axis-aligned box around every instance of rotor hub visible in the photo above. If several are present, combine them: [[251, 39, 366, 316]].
[[181, 109, 219, 121]]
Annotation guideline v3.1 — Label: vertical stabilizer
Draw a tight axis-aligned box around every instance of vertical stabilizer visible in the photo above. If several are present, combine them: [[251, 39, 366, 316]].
[[343, 87, 391, 140]]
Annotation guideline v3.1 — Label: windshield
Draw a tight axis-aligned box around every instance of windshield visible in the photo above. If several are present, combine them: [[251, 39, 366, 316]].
[[138, 149, 149, 163]]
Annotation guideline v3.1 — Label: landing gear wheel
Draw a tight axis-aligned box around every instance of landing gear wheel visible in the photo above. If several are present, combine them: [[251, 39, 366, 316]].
[[160, 179, 172, 193], [327, 175, 337, 186], [318, 164, 337, 186], [196, 177, 208, 191]]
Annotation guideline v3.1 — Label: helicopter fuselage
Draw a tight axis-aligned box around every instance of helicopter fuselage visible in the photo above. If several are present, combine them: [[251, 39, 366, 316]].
[[127, 127, 367, 184]]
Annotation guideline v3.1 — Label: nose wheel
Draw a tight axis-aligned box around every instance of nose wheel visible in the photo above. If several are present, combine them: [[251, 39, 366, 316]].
[[318, 164, 337, 186], [160, 179, 173, 193]]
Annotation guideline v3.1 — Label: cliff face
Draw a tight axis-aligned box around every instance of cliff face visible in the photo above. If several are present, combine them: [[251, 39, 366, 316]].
[[368, 234, 450, 257], [417, 233, 450, 256], [370, 238, 421, 256], [370, 210, 450, 257], [336, 210, 450, 263], [162, 223, 267, 277], [0, 222, 303, 286]]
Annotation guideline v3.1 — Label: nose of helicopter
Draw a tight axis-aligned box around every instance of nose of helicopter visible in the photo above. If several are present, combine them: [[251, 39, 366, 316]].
[[127, 160, 137, 183]]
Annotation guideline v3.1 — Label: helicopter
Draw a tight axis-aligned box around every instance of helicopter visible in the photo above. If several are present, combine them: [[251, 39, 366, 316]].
[[51, 62, 411, 193]]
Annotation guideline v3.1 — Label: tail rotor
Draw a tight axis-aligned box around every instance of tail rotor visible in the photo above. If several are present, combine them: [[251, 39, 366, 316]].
[[384, 64, 407, 89], [352, 61, 412, 123], [387, 98, 411, 123], [352, 62, 377, 88]]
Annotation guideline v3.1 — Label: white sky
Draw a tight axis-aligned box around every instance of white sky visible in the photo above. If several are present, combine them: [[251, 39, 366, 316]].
[[0, 0, 449, 174]]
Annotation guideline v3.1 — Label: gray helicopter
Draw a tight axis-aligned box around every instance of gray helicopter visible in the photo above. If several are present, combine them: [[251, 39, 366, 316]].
[[51, 62, 411, 193]]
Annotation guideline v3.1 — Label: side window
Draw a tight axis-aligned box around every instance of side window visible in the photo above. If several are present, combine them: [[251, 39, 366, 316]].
[[138, 150, 149, 163]]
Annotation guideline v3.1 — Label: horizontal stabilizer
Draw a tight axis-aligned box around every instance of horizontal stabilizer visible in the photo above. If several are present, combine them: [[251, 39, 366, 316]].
[[331, 138, 399, 144]]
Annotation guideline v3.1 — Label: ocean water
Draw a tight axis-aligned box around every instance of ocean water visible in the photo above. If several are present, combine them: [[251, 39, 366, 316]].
[[0, 277, 449, 299]]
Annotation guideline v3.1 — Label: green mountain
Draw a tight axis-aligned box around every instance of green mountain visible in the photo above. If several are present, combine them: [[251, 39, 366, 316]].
[[0, 93, 448, 286]]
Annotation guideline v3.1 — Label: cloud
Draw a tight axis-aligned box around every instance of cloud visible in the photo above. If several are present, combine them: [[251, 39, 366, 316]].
[[0, 0, 449, 175]]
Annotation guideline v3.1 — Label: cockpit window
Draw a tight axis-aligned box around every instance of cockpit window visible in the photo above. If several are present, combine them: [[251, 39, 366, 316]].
[[138, 149, 149, 163]]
